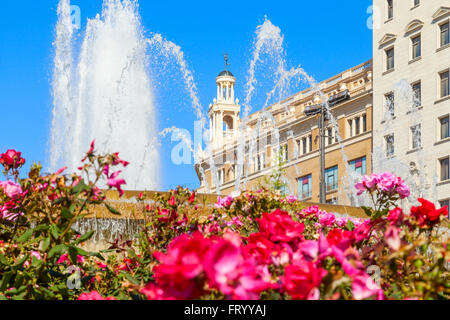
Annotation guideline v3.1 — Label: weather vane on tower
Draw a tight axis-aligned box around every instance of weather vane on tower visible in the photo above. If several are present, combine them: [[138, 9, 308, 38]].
[[224, 53, 230, 71]]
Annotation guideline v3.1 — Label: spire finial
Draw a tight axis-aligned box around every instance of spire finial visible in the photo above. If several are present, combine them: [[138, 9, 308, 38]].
[[224, 53, 229, 71]]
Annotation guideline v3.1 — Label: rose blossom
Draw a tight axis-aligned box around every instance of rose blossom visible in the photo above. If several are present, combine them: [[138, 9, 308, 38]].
[[410, 198, 448, 228], [256, 209, 304, 243], [78, 291, 116, 300], [0, 149, 25, 169], [282, 260, 327, 300], [384, 225, 401, 251], [387, 207, 404, 225], [0, 181, 23, 199], [318, 212, 336, 227]]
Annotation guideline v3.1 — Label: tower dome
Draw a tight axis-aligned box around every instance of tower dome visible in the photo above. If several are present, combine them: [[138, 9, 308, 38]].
[[209, 54, 241, 147], [218, 70, 234, 77]]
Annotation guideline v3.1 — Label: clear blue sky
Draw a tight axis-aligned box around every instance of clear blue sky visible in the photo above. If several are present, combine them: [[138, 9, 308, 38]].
[[0, 0, 373, 191]]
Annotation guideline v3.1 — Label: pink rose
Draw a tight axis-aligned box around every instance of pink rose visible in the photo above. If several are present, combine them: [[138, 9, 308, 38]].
[[0, 181, 23, 199], [257, 209, 304, 243], [384, 225, 401, 251], [318, 212, 336, 227]]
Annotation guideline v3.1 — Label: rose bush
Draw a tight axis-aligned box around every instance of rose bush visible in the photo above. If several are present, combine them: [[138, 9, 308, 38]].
[[0, 146, 448, 300]]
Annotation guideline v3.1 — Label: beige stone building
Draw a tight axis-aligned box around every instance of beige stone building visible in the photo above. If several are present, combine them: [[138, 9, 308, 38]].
[[195, 61, 373, 205], [372, 1, 450, 208]]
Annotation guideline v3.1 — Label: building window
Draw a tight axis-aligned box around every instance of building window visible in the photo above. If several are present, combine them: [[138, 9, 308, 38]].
[[253, 153, 266, 172], [325, 166, 338, 192], [386, 48, 394, 71], [412, 35, 421, 59], [385, 134, 394, 157], [413, 0, 419, 7], [411, 124, 421, 150], [258, 153, 266, 171], [385, 92, 395, 116], [281, 144, 288, 162], [327, 128, 333, 146], [302, 137, 307, 154], [441, 157, 449, 181], [349, 156, 367, 175], [412, 82, 421, 107], [440, 199, 450, 219], [298, 174, 312, 200], [348, 119, 353, 137], [441, 22, 449, 47], [440, 71, 449, 98], [387, 0, 393, 20], [355, 117, 361, 135], [362, 114, 367, 132], [218, 168, 225, 185], [440, 116, 449, 140], [308, 135, 312, 152]]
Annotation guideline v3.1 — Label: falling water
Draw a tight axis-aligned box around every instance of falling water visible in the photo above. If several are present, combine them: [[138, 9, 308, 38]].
[[372, 79, 432, 208], [50, 0, 159, 190]]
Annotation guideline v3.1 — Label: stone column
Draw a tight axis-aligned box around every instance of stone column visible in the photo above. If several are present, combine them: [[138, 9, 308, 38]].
[[210, 118, 213, 141]]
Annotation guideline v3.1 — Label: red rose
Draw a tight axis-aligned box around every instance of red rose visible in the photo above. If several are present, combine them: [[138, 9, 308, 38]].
[[387, 207, 404, 225], [243, 233, 274, 264], [152, 233, 210, 299], [0, 149, 25, 170], [282, 260, 327, 300], [156, 208, 178, 223], [411, 198, 448, 228], [256, 209, 304, 243]]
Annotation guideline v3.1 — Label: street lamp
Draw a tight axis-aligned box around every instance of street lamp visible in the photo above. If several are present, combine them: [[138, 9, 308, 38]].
[[304, 89, 350, 204], [305, 103, 327, 203]]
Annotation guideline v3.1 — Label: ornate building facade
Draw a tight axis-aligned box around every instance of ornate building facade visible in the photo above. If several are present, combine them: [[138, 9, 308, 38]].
[[195, 60, 373, 205], [372, 1, 450, 208]]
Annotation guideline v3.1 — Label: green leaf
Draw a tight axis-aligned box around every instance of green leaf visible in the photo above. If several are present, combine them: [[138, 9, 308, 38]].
[[50, 224, 60, 239], [41, 237, 51, 252], [68, 246, 78, 265], [90, 252, 105, 261], [31, 256, 43, 268], [361, 206, 373, 218], [74, 230, 95, 245], [61, 208, 74, 220], [17, 229, 33, 243], [0, 271, 14, 291], [346, 220, 355, 231], [48, 244, 67, 259], [105, 203, 121, 216], [7, 286, 27, 296], [67, 245, 90, 264], [121, 272, 140, 285], [0, 254, 9, 266], [72, 179, 88, 195], [12, 254, 29, 269], [34, 224, 50, 232]]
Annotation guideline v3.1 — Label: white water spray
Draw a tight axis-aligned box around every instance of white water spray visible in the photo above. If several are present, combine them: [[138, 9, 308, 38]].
[[50, 0, 159, 190]]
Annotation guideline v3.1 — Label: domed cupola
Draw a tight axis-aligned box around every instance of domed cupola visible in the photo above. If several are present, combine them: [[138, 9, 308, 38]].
[[209, 54, 241, 147]]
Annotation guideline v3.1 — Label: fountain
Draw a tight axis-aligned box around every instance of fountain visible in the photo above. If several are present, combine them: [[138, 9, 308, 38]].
[[50, 0, 159, 190], [49, 1, 440, 246]]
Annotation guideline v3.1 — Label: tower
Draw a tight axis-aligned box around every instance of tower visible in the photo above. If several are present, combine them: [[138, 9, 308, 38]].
[[209, 54, 241, 148]]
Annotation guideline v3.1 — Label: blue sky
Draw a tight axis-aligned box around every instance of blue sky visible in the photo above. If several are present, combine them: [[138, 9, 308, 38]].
[[0, 0, 373, 191]]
